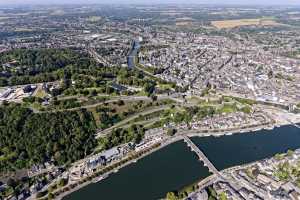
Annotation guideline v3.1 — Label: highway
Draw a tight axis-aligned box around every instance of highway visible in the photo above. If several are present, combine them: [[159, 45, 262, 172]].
[[182, 135, 246, 200]]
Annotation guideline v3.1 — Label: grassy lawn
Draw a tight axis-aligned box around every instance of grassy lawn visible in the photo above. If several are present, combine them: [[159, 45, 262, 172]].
[[136, 90, 148, 96], [158, 83, 174, 90], [217, 104, 237, 114], [136, 63, 156, 74], [34, 87, 47, 98], [89, 99, 167, 128]]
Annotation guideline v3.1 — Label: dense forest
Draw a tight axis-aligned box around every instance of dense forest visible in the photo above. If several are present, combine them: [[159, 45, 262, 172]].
[[0, 48, 96, 86], [0, 103, 97, 173], [0, 48, 93, 75]]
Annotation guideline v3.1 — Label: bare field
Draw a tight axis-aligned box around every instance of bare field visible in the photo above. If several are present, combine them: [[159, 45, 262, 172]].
[[211, 18, 280, 29], [160, 11, 182, 16], [0, 17, 11, 20], [50, 10, 65, 16], [176, 21, 194, 26], [86, 16, 102, 22]]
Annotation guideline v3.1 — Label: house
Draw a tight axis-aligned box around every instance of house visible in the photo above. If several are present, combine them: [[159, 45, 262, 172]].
[[110, 83, 127, 92], [87, 156, 106, 169], [102, 147, 121, 162], [188, 189, 208, 200]]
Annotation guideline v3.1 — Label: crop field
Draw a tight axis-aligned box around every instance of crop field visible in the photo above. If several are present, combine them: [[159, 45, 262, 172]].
[[211, 18, 280, 29]]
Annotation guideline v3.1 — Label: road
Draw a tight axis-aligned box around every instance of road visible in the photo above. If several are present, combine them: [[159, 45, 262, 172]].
[[96, 105, 169, 138], [88, 48, 109, 65], [107, 117, 161, 131], [38, 96, 152, 113], [182, 135, 220, 176], [135, 63, 157, 78], [94, 93, 197, 139], [37, 94, 184, 113], [0, 81, 59, 90]]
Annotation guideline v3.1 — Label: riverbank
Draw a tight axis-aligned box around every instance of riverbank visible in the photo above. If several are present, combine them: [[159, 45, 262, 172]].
[[184, 111, 300, 138], [189, 148, 300, 200], [185, 123, 274, 138], [59, 123, 300, 200], [51, 119, 299, 200], [61, 140, 210, 200], [53, 142, 170, 200]]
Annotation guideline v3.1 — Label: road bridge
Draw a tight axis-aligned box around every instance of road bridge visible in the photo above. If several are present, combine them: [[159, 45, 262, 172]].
[[280, 115, 300, 129], [182, 135, 220, 176], [182, 135, 246, 199]]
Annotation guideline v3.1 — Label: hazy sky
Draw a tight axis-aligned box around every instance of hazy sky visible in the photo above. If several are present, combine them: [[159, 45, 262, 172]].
[[0, 0, 299, 5]]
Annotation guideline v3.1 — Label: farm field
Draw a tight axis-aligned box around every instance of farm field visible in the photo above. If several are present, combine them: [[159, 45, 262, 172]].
[[211, 18, 280, 29]]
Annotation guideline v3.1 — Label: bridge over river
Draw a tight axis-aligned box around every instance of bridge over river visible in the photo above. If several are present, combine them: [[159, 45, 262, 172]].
[[285, 118, 300, 129], [183, 135, 251, 200], [182, 135, 221, 177]]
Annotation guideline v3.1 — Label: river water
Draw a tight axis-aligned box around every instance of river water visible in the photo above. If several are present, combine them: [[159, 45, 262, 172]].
[[64, 141, 210, 200], [127, 40, 140, 69], [64, 124, 300, 200]]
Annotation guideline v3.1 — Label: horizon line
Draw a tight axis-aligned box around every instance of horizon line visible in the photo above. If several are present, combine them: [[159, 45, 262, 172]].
[[0, 2, 300, 6]]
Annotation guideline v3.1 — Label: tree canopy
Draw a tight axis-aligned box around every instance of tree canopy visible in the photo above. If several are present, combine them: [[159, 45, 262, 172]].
[[0, 103, 97, 172], [0, 48, 95, 86]]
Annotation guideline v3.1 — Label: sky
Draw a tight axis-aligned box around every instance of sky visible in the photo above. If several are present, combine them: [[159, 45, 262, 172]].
[[0, 0, 299, 5]]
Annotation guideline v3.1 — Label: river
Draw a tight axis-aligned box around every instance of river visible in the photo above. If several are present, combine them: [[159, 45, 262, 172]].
[[64, 124, 300, 200], [63, 141, 210, 200], [127, 40, 140, 69]]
